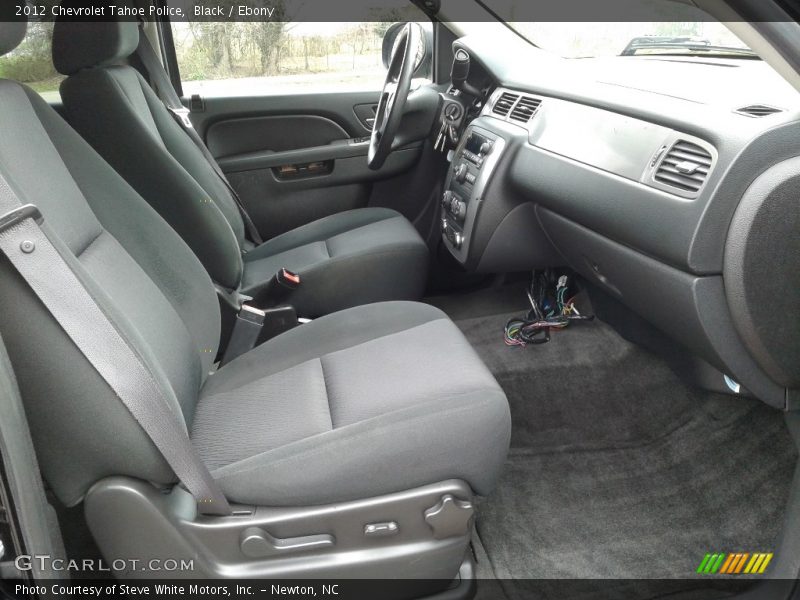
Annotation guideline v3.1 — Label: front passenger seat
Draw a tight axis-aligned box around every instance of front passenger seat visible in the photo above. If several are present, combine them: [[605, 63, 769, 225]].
[[0, 15, 509, 581], [51, 16, 428, 317]]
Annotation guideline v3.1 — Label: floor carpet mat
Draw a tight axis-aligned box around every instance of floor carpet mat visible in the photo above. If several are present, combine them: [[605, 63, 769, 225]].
[[426, 285, 798, 599], [478, 401, 795, 584]]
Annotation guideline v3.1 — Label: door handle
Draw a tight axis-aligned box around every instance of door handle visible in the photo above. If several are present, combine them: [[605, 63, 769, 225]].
[[353, 103, 380, 131]]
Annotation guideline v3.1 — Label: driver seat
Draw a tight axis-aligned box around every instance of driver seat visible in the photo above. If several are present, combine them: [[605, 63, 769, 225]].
[[52, 16, 428, 317]]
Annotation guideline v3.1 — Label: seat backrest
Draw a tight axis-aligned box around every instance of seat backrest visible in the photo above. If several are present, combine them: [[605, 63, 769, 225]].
[[0, 18, 221, 506], [52, 14, 246, 291]]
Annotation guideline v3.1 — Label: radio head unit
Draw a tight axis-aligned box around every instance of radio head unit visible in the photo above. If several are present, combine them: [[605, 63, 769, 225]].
[[462, 132, 494, 166], [441, 125, 504, 258]]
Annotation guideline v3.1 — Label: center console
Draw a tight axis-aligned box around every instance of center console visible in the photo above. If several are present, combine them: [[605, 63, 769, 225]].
[[439, 117, 562, 273], [441, 125, 506, 263]]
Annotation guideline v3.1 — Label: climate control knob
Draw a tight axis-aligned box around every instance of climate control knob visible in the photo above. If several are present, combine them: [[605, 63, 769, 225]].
[[453, 201, 467, 220], [441, 190, 455, 208], [454, 163, 468, 183]]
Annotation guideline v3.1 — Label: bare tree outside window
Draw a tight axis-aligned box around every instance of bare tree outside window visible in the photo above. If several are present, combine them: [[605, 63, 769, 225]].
[[0, 0, 423, 99], [173, 19, 401, 95]]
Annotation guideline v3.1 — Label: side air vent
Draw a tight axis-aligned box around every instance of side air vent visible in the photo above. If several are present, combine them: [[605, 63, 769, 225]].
[[509, 96, 542, 122], [735, 104, 784, 118], [493, 92, 519, 117], [654, 140, 713, 194]]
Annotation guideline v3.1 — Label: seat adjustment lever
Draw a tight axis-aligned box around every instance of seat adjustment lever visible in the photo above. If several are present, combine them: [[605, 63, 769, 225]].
[[240, 526, 334, 558]]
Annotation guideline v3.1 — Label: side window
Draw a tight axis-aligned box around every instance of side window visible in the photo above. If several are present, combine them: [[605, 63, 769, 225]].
[[172, 22, 427, 96], [0, 20, 63, 100]]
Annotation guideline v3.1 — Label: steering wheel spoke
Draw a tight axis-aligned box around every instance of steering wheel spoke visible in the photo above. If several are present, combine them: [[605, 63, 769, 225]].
[[368, 23, 422, 170]]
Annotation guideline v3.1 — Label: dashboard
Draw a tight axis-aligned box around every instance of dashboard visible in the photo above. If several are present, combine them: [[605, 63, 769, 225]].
[[440, 33, 800, 409]]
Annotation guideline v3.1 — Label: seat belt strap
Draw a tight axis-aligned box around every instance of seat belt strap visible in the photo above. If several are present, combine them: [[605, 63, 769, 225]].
[[0, 173, 231, 516], [135, 28, 264, 246]]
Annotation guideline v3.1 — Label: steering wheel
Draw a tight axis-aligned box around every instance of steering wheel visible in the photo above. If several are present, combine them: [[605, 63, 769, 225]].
[[368, 23, 422, 170]]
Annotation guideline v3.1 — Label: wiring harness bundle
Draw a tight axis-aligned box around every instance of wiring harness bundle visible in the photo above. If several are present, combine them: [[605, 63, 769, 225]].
[[504, 272, 594, 347]]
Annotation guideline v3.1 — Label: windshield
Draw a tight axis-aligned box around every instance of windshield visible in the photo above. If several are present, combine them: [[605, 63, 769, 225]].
[[478, 0, 753, 59], [507, 22, 753, 58]]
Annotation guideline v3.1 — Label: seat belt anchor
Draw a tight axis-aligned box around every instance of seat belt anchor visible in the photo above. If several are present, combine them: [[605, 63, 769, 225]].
[[219, 303, 267, 367], [169, 106, 194, 129], [0, 204, 43, 233]]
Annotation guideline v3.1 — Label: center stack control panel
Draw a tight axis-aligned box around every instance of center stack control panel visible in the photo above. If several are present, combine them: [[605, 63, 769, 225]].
[[441, 125, 505, 263]]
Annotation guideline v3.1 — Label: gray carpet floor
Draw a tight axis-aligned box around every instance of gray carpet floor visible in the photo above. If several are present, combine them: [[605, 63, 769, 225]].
[[426, 284, 798, 599]]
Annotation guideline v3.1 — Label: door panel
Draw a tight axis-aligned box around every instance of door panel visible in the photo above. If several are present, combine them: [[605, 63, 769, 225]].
[[191, 91, 383, 140], [206, 115, 350, 158], [167, 18, 439, 241], [192, 92, 425, 240], [225, 146, 422, 240]]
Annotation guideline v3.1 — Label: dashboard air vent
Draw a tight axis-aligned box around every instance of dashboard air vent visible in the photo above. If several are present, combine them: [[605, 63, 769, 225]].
[[654, 140, 713, 193], [735, 104, 784, 117], [493, 92, 519, 117], [509, 95, 542, 122]]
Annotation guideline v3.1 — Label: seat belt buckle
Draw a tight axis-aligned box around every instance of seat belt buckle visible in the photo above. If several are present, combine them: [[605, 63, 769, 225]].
[[277, 268, 301, 289], [0, 204, 43, 233], [219, 301, 300, 365], [169, 106, 194, 129], [248, 268, 301, 309]]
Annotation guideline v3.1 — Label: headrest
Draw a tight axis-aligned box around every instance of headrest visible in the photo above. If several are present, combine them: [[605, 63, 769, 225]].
[[0, 15, 27, 58], [52, 8, 140, 75]]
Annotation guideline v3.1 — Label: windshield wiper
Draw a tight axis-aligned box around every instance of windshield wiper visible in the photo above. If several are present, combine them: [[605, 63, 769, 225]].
[[620, 36, 758, 58]]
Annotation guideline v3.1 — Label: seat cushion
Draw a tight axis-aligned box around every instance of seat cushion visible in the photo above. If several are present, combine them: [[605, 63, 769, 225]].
[[191, 301, 511, 506], [241, 208, 429, 317]]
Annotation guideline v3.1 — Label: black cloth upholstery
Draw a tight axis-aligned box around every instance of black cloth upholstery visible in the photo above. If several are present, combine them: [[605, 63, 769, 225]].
[[0, 17, 26, 57], [52, 18, 139, 75], [242, 208, 428, 316], [193, 302, 511, 505], [0, 15, 509, 511], [0, 76, 510, 509], [53, 16, 429, 314]]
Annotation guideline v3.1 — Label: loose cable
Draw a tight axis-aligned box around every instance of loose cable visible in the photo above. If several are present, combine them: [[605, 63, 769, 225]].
[[504, 273, 594, 347]]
